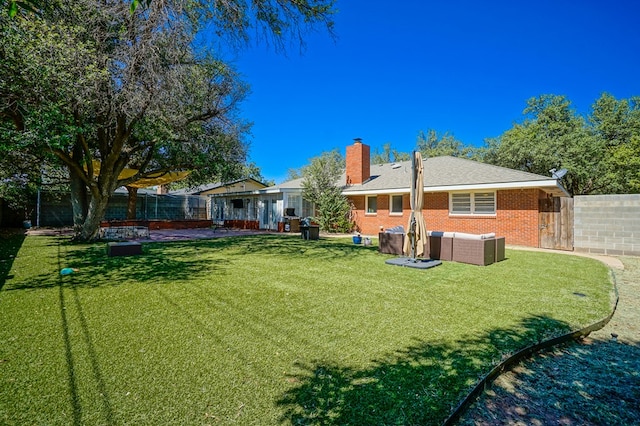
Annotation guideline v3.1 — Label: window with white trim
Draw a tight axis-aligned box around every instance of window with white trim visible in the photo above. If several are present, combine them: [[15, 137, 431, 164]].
[[390, 194, 403, 214], [366, 195, 377, 214], [450, 192, 496, 215]]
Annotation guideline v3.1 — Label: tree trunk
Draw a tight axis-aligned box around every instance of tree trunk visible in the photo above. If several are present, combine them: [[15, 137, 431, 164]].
[[79, 193, 111, 241], [69, 168, 88, 233], [125, 186, 138, 219], [74, 162, 122, 241]]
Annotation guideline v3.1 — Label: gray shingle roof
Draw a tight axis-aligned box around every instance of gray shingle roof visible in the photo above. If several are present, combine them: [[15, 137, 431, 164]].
[[260, 177, 305, 192], [263, 156, 568, 197], [346, 156, 568, 196]]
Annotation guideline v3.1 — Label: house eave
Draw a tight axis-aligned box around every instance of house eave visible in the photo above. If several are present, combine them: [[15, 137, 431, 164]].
[[342, 180, 570, 197]]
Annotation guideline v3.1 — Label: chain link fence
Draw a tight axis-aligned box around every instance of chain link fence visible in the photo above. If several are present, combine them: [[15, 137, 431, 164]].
[[1, 190, 208, 227]]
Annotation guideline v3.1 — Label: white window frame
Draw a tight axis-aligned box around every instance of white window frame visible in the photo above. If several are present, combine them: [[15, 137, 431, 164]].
[[366, 195, 378, 215], [390, 194, 403, 215], [449, 191, 496, 216]]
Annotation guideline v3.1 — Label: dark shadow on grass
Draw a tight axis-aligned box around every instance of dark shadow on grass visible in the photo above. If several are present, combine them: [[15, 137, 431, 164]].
[[3, 238, 234, 291], [278, 316, 573, 426], [53, 240, 83, 426], [58, 279, 82, 426], [0, 229, 26, 291], [70, 286, 115, 424], [6, 234, 380, 291]]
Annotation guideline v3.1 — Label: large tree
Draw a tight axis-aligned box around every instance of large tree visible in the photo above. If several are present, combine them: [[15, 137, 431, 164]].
[[588, 93, 640, 193], [481, 95, 604, 196], [1, 0, 335, 240], [482, 93, 640, 196]]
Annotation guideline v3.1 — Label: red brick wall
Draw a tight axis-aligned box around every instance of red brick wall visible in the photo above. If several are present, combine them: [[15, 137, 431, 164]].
[[349, 189, 542, 247], [350, 194, 410, 234], [346, 142, 370, 184]]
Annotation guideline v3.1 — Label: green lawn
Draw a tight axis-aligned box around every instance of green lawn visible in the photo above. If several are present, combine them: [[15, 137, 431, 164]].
[[0, 234, 613, 425]]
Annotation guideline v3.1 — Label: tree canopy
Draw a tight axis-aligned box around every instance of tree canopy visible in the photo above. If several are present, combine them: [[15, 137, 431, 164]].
[[416, 129, 474, 159], [482, 93, 640, 196], [371, 142, 410, 165], [1, 0, 335, 239]]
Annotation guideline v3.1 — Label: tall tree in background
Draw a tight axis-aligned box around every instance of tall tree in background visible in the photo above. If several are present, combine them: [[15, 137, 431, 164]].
[[301, 150, 352, 233], [482, 95, 601, 195], [588, 93, 640, 193], [416, 129, 473, 158], [242, 162, 275, 187], [371, 142, 410, 165], [1, 0, 335, 240], [483, 93, 640, 196]]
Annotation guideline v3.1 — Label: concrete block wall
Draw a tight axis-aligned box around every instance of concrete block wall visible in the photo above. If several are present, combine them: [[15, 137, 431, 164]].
[[574, 194, 640, 256]]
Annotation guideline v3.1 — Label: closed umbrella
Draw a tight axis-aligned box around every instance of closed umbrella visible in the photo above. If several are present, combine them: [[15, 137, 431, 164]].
[[403, 151, 428, 260]]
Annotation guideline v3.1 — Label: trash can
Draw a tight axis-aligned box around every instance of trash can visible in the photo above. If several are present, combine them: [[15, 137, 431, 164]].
[[300, 225, 320, 240], [308, 225, 319, 240]]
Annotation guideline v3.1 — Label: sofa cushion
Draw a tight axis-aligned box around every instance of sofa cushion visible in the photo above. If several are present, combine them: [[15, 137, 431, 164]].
[[385, 225, 405, 234], [452, 232, 483, 240]]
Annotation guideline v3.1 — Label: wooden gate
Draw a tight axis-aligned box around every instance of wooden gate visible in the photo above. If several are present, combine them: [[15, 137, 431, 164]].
[[539, 197, 574, 250]]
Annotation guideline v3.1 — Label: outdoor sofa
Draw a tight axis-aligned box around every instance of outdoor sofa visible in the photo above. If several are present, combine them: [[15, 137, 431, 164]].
[[378, 229, 505, 266], [378, 226, 405, 255], [427, 231, 505, 266]]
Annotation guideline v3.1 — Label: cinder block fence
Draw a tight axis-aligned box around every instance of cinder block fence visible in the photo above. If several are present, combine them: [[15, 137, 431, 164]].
[[573, 194, 640, 257]]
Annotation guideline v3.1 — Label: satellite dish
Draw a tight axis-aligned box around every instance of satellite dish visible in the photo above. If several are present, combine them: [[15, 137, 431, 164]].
[[550, 168, 567, 179]]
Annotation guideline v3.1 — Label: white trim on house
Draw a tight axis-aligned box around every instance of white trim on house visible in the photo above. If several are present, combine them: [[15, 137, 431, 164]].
[[342, 179, 568, 197], [343, 187, 410, 196], [365, 195, 378, 215], [389, 194, 403, 215], [425, 179, 567, 195]]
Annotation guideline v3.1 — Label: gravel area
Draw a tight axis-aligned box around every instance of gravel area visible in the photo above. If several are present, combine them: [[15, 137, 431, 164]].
[[456, 256, 640, 426]]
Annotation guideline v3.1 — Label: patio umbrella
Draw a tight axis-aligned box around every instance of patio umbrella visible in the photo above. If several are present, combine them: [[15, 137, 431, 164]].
[[403, 151, 428, 260]]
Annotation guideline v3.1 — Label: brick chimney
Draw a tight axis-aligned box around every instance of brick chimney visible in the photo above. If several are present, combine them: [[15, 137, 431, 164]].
[[346, 138, 370, 185]]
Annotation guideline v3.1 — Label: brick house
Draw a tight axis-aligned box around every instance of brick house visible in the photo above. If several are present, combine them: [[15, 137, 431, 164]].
[[343, 139, 569, 247], [208, 139, 569, 247]]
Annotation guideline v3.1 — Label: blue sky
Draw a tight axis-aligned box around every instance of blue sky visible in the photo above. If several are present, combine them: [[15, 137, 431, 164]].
[[228, 0, 640, 183]]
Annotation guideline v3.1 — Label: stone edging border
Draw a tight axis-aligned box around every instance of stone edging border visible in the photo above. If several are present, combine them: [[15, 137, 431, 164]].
[[443, 269, 620, 426]]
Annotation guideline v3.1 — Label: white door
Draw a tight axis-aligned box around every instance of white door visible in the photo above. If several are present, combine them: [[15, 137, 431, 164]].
[[259, 197, 279, 230]]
